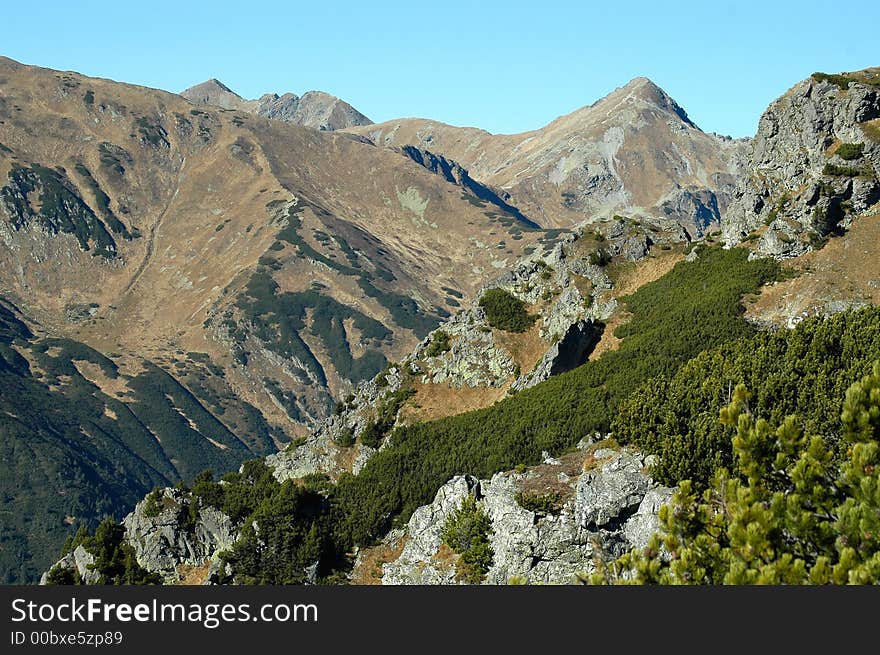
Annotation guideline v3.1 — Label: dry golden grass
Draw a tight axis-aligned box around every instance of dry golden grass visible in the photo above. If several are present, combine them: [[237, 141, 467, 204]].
[[400, 381, 509, 424], [747, 214, 880, 325], [492, 314, 547, 374], [350, 537, 408, 585], [176, 563, 211, 586], [590, 250, 682, 360]]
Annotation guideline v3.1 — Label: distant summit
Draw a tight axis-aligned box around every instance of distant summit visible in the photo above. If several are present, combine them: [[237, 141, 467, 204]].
[[180, 79, 372, 131]]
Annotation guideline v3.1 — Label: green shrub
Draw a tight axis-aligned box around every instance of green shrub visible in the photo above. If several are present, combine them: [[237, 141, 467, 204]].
[[479, 288, 536, 333], [333, 427, 356, 448], [822, 162, 866, 177], [441, 496, 494, 584], [811, 72, 856, 90], [835, 143, 864, 160], [514, 491, 563, 516], [594, 365, 880, 584], [425, 330, 451, 357], [82, 518, 161, 584], [141, 489, 164, 518], [589, 248, 612, 267], [359, 420, 384, 448], [614, 307, 880, 487]]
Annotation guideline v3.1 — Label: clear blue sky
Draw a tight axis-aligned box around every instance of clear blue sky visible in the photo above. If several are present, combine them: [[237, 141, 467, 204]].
[[3, 0, 879, 138]]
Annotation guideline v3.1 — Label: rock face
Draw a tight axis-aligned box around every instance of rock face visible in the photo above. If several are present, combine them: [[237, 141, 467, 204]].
[[181, 79, 372, 130], [380, 447, 673, 585], [349, 77, 746, 233], [41, 488, 237, 584], [122, 489, 237, 581], [267, 366, 405, 481], [723, 70, 880, 258], [39, 546, 100, 585]]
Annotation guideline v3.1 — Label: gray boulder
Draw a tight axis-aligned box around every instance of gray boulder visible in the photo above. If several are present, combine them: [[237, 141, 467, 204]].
[[379, 447, 673, 585], [122, 488, 236, 582]]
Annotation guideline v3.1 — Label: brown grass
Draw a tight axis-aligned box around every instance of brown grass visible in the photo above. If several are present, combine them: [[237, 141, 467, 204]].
[[590, 250, 682, 359], [176, 563, 211, 585], [399, 381, 509, 423], [747, 214, 880, 325], [431, 543, 457, 572], [861, 119, 880, 144], [350, 537, 408, 585], [492, 315, 547, 374]]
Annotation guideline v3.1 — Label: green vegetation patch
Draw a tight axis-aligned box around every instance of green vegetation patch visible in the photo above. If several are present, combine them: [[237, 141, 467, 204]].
[[479, 288, 536, 332], [594, 365, 880, 585], [822, 162, 872, 178], [614, 306, 880, 487], [234, 269, 390, 385], [514, 491, 564, 516], [441, 495, 494, 584], [812, 71, 880, 90], [424, 330, 451, 357], [0, 164, 119, 258], [835, 142, 864, 160]]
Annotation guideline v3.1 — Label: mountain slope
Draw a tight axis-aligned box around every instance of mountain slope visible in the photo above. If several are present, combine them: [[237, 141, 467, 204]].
[[180, 79, 372, 131], [0, 56, 559, 580], [348, 78, 745, 236], [722, 68, 880, 257], [0, 297, 281, 583]]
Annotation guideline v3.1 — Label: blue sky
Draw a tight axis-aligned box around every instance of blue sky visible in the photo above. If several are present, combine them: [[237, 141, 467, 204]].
[[3, 0, 878, 137]]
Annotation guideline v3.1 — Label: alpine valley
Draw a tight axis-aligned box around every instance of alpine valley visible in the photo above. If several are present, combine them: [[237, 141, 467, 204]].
[[1, 56, 879, 585]]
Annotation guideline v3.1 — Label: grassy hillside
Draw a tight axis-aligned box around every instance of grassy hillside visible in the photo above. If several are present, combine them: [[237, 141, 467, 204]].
[[0, 299, 278, 583], [175, 246, 787, 583]]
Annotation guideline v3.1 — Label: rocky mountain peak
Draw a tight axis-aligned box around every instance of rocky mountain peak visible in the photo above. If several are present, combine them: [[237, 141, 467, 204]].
[[594, 76, 698, 129], [722, 68, 880, 257], [179, 79, 371, 130], [180, 78, 246, 109]]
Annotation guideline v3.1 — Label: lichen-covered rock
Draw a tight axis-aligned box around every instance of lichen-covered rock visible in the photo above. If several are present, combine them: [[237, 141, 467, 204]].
[[381, 476, 480, 585], [723, 74, 880, 257], [121, 488, 237, 582], [380, 447, 673, 584], [39, 545, 100, 585], [575, 450, 650, 529], [267, 366, 403, 481], [417, 305, 517, 388]]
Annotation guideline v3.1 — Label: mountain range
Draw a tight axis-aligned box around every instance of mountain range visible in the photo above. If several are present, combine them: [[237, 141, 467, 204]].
[[1, 55, 878, 584], [180, 78, 373, 131]]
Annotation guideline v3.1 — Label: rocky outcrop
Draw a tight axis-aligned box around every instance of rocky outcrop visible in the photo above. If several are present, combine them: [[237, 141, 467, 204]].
[[416, 304, 518, 388], [39, 546, 100, 585], [379, 446, 673, 585], [121, 489, 237, 581], [267, 366, 405, 481], [181, 79, 372, 130], [723, 71, 880, 258], [41, 488, 237, 584], [511, 319, 603, 392]]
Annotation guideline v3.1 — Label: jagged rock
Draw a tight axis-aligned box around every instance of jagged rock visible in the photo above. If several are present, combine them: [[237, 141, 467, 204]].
[[623, 487, 675, 549], [122, 488, 237, 582], [723, 73, 880, 257], [417, 304, 517, 388], [268, 366, 404, 481], [575, 451, 650, 529], [511, 319, 603, 391], [382, 476, 481, 585], [380, 448, 672, 585], [40, 545, 100, 585]]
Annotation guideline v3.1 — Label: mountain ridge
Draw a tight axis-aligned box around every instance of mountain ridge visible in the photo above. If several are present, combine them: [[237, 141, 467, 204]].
[[347, 77, 744, 235], [180, 78, 372, 131]]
